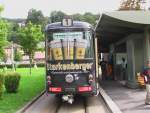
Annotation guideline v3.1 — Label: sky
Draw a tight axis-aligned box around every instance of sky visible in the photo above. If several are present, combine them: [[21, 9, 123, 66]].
[[0, 0, 149, 19]]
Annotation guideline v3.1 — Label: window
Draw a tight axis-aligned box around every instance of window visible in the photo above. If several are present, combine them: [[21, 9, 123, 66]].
[[47, 30, 94, 60]]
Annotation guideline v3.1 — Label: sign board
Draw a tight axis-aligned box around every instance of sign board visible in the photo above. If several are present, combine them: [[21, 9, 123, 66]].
[[53, 32, 83, 39]]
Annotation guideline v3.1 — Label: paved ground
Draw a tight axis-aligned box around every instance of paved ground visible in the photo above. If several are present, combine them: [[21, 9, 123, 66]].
[[86, 96, 110, 113], [24, 94, 59, 113], [21, 93, 110, 113], [100, 80, 150, 113]]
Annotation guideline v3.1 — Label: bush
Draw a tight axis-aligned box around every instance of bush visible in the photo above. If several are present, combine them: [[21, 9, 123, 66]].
[[0, 64, 12, 69], [14, 51, 22, 61], [0, 73, 4, 98], [0, 62, 45, 68], [17, 63, 45, 68], [0, 63, 45, 68], [4, 72, 21, 93]]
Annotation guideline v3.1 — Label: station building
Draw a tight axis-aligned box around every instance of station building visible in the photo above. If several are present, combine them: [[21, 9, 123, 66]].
[[95, 11, 150, 88]]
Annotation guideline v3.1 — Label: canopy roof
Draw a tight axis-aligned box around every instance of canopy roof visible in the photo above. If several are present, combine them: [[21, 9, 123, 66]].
[[95, 11, 150, 52]]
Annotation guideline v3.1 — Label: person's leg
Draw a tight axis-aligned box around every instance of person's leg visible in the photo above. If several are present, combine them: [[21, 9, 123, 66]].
[[145, 84, 150, 104]]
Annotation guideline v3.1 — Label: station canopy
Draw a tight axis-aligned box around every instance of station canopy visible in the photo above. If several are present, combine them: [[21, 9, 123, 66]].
[[95, 11, 150, 52]]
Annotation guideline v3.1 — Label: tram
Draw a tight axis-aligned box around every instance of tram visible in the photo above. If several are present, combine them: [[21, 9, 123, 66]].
[[45, 18, 99, 104]]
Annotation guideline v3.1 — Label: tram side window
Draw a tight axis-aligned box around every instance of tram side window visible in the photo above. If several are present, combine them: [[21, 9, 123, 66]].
[[47, 34, 53, 60], [84, 31, 94, 58]]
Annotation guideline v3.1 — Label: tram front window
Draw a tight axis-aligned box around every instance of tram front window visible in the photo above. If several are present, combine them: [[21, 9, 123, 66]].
[[47, 31, 94, 60]]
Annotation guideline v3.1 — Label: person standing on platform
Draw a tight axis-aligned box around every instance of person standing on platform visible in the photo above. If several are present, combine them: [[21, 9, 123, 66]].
[[121, 57, 126, 80], [100, 58, 107, 80], [143, 61, 150, 105], [107, 63, 113, 80]]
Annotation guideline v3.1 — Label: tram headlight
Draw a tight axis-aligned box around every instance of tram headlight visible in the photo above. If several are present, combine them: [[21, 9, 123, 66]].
[[65, 74, 74, 83], [47, 76, 51, 85], [89, 74, 94, 84], [47, 76, 51, 80]]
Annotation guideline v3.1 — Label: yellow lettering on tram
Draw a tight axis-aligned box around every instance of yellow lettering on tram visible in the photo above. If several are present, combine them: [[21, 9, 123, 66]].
[[48, 63, 93, 71]]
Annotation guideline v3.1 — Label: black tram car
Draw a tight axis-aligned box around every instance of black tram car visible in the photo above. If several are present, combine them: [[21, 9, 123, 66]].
[[45, 19, 99, 104]]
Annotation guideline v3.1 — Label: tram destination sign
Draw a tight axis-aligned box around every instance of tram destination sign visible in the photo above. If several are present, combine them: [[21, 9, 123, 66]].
[[53, 32, 83, 39]]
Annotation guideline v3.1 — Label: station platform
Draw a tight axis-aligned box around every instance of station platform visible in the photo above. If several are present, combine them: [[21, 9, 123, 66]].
[[100, 80, 150, 113]]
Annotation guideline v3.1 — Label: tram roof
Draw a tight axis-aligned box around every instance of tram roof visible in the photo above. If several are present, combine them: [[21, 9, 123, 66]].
[[45, 21, 93, 31]]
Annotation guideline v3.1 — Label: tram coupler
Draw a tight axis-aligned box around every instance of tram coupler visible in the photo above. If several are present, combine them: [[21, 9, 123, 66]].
[[62, 94, 74, 104]]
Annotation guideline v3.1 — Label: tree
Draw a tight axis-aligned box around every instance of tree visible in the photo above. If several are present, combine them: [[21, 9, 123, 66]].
[[14, 49, 22, 62], [50, 11, 66, 23], [18, 22, 43, 75], [0, 20, 8, 58], [27, 9, 45, 25], [0, 5, 4, 15], [72, 12, 99, 26], [119, 0, 146, 10], [7, 22, 20, 43], [26, 9, 49, 31], [41, 16, 50, 32], [72, 13, 84, 21], [0, 5, 8, 59], [83, 12, 99, 26], [49, 11, 99, 26], [2, 53, 8, 68]]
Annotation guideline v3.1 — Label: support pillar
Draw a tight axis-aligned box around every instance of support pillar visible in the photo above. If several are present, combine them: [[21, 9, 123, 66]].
[[109, 44, 115, 80], [144, 28, 150, 64], [126, 39, 138, 88], [144, 28, 150, 104]]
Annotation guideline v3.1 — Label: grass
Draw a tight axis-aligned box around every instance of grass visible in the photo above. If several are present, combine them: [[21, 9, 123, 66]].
[[0, 67, 45, 113]]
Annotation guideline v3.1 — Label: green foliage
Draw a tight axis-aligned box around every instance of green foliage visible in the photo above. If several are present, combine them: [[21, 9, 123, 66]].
[[14, 50, 22, 61], [50, 11, 66, 23], [83, 12, 99, 26], [4, 72, 21, 93], [72, 12, 99, 26], [27, 9, 49, 31], [4, 18, 25, 24], [18, 22, 43, 59], [0, 73, 4, 98], [50, 11, 99, 26], [18, 22, 43, 74], [0, 20, 9, 58], [1, 53, 8, 63], [72, 13, 84, 21], [0, 68, 45, 113], [27, 9, 45, 25], [7, 22, 20, 43], [0, 5, 4, 14], [0, 63, 45, 68]]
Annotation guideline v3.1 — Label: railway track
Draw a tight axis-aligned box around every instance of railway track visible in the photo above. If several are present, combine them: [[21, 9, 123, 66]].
[[17, 92, 111, 113]]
